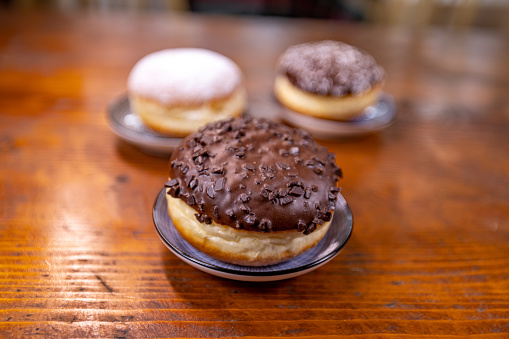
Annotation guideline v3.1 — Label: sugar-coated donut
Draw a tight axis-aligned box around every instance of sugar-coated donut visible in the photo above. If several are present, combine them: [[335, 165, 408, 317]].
[[165, 117, 343, 266], [274, 40, 385, 121], [128, 48, 246, 136]]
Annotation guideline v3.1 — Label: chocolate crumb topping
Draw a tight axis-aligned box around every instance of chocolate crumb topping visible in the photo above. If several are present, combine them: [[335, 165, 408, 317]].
[[277, 162, 290, 170], [168, 117, 342, 233], [214, 177, 226, 191], [206, 186, 215, 199], [212, 167, 225, 174], [289, 186, 305, 196], [280, 196, 293, 205], [186, 194, 196, 206], [245, 214, 256, 225], [212, 206, 220, 219], [239, 193, 250, 203], [165, 179, 179, 188], [243, 163, 256, 171], [184, 175, 194, 187], [277, 40, 384, 96], [194, 213, 212, 224]]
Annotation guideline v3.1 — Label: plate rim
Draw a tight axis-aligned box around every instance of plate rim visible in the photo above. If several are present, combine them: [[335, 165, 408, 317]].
[[106, 94, 183, 148], [279, 92, 397, 136], [152, 187, 354, 278]]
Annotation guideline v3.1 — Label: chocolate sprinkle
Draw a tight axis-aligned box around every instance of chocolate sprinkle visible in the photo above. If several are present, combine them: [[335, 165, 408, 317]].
[[280, 196, 293, 205], [264, 184, 276, 191], [212, 167, 225, 175], [289, 186, 305, 196], [243, 163, 256, 171], [214, 177, 226, 191], [298, 221, 307, 232], [184, 175, 194, 187], [195, 213, 212, 224], [277, 188, 287, 197], [212, 206, 220, 219], [335, 167, 343, 178], [186, 194, 196, 206], [206, 185, 215, 199], [304, 223, 317, 235], [168, 117, 342, 234], [287, 180, 304, 188], [245, 214, 256, 226], [165, 179, 179, 188], [258, 218, 271, 232], [240, 205, 251, 214], [277, 162, 290, 170], [259, 189, 270, 200]]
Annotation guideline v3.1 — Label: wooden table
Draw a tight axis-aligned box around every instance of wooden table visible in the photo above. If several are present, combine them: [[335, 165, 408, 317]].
[[1, 10, 508, 338]]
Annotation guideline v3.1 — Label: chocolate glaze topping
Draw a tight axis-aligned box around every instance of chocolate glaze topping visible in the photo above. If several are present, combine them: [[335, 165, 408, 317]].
[[277, 40, 385, 96], [167, 117, 342, 235]]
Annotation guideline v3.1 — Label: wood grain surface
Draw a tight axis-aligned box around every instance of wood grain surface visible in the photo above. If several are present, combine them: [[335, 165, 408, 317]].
[[1, 9, 509, 338]]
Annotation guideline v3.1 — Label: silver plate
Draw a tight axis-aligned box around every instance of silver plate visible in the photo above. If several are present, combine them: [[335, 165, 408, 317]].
[[153, 187, 353, 282], [107, 95, 182, 156], [279, 92, 397, 139]]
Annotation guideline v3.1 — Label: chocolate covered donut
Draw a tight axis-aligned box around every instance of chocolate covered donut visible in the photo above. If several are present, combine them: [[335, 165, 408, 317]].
[[165, 117, 343, 266], [274, 40, 385, 121]]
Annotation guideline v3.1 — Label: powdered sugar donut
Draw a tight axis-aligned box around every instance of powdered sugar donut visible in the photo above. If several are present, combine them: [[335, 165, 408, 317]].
[[128, 48, 247, 136]]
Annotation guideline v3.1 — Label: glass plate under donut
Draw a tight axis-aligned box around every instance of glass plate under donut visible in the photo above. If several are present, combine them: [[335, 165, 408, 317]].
[[153, 187, 353, 282], [107, 95, 183, 156], [279, 92, 396, 139]]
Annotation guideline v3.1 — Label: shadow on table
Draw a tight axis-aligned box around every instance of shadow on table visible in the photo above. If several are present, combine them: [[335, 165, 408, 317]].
[[159, 227, 364, 300], [114, 139, 170, 172]]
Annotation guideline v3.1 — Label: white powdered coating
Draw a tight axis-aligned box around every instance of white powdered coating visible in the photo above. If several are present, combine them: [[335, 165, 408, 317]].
[[128, 48, 243, 106]]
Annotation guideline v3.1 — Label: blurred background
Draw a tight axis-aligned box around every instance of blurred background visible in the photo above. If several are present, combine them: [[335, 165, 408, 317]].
[[1, 0, 508, 33]]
